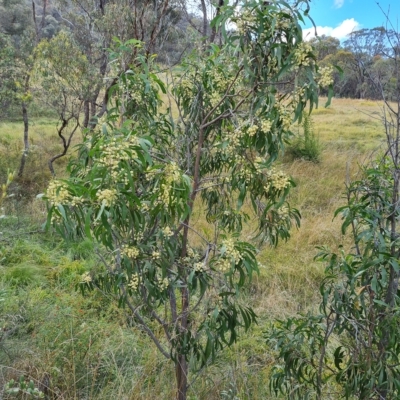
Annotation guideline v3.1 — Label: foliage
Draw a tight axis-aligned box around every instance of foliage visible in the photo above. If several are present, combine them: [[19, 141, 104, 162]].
[[314, 24, 399, 100], [0, 0, 33, 36], [268, 158, 400, 399], [44, 1, 330, 398], [0, 32, 31, 119], [33, 31, 93, 111]]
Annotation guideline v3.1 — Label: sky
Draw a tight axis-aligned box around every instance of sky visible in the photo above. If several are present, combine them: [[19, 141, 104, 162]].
[[302, 0, 400, 41]]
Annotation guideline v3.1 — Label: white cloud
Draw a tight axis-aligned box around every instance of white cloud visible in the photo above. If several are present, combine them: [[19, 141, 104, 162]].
[[334, 0, 345, 9], [303, 18, 360, 41]]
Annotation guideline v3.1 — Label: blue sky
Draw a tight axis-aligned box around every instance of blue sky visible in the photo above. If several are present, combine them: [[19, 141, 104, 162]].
[[303, 0, 400, 40]]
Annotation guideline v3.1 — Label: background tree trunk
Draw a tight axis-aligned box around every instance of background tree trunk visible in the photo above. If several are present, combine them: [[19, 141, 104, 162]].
[[17, 96, 29, 178]]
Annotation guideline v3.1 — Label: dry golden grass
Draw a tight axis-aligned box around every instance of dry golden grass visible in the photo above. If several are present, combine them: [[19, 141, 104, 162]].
[[250, 98, 388, 318]]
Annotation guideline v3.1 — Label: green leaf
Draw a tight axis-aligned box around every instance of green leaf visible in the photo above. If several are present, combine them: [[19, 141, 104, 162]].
[[334, 346, 344, 370]]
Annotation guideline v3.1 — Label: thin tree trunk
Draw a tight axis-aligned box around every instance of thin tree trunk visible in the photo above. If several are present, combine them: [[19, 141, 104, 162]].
[[83, 100, 90, 128], [175, 354, 188, 400], [200, 0, 208, 38], [32, 1, 39, 39], [209, 0, 224, 44], [40, 0, 47, 32], [17, 102, 29, 178], [90, 100, 96, 119], [48, 119, 79, 176]]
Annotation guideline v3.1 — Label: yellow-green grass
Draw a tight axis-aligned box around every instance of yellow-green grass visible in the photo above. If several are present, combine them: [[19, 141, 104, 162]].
[[0, 118, 82, 198], [312, 97, 386, 151]]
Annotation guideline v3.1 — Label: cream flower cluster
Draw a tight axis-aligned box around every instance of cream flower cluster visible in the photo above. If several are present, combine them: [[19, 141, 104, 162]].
[[140, 202, 150, 212], [230, 128, 243, 147], [121, 245, 140, 259], [217, 258, 231, 273], [134, 231, 144, 242], [275, 15, 291, 30], [180, 78, 193, 98], [261, 119, 272, 133], [194, 262, 206, 273], [81, 272, 92, 283], [212, 70, 231, 90], [277, 205, 289, 217], [265, 169, 291, 191], [69, 196, 84, 207], [164, 162, 181, 184], [158, 277, 169, 291], [235, 9, 257, 34], [293, 86, 306, 100], [247, 125, 258, 137], [97, 188, 117, 206], [237, 167, 252, 184], [98, 137, 137, 179], [205, 67, 237, 110], [217, 239, 242, 272], [47, 180, 70, 207], [209, 91, 222, 108], [187, 247, 196, 258], [275, 102, 292, 131], [128, 274, 139, 290], [281, 112, 292, 131], [318, 66, 334, 88], [162, 226, 174, 237], [220, 120, 251, 156], [264, 55, 279, 74], [130, 90, 141, 103], [160, 162, 182, 204], [50, 213, 62, 224], [294, 42, 313, 67], [118, 78, 143, 103], [179, 70, 197, 98]]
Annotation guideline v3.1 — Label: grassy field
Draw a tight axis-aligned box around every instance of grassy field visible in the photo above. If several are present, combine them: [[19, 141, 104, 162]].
[[0, 98, 388, 399]]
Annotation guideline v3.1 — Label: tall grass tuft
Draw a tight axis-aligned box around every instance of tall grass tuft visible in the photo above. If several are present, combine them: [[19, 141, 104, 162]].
[[288, 111, 321, 162]]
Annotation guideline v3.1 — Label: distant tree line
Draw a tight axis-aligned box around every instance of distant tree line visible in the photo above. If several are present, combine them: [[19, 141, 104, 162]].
[[312, 28, 400, 100]]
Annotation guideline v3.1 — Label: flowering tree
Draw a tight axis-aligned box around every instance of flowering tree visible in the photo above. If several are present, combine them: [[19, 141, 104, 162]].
[[45, 1, 329, 398]]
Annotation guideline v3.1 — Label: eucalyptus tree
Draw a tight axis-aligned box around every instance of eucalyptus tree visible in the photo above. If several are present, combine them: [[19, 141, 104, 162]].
[[53, 0, 184, 124], [45, 1, 328, 398], [32, 31, 93, 175], [309, 35, 340, 61]]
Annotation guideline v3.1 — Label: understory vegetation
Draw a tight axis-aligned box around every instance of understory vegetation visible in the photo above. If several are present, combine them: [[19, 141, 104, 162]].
[[0, 97, 389, 399], [1, 0, 400, 399]]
